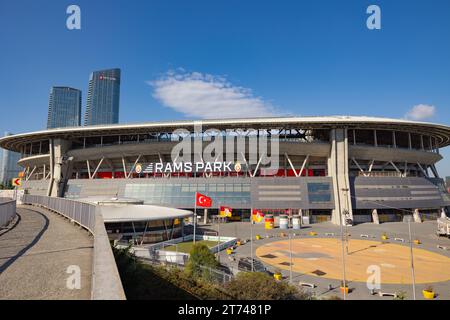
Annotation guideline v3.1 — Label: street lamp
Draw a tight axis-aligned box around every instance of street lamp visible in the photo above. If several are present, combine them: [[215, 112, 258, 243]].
[[339, 188, 350, 300]]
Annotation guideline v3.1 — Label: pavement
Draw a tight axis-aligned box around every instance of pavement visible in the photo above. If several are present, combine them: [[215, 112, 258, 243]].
[[0, 205, 93, 300], [197, 220, 450, 300]]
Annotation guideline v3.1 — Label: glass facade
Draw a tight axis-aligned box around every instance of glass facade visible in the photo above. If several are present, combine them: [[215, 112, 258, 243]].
[[124, 182, 251, 207], [307, 182, 332, 203], [47, 87, 81, 129], [0, 132, 21, 185], [84, 68, 121, 126], [105, 219, 183, 244]]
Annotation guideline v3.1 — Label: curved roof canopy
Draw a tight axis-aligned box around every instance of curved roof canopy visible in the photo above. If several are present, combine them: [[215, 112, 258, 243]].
[[2, 116, 450, 151], [99, 204, 192, 223]]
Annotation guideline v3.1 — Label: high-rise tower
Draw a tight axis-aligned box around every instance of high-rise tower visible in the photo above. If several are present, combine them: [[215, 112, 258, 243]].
[[47, 86, 82, 129], [84, 68, 121, 126]]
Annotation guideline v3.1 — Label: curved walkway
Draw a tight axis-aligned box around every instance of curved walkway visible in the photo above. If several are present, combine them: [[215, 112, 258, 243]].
[[0, 205, 93, 299]]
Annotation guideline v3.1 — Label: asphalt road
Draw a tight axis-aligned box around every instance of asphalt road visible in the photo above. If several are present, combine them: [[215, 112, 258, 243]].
[[0, 205, 93, 300]]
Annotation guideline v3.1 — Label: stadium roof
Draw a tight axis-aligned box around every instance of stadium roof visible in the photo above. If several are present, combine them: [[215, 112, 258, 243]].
[[2, 116, 450, 151]]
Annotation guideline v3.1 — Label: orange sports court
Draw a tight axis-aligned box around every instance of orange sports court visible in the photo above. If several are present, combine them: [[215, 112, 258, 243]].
[[256, 238, 450, 284]]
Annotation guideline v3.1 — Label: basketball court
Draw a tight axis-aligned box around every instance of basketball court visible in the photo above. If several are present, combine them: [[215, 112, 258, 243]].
[[256, 238, 450, 284]]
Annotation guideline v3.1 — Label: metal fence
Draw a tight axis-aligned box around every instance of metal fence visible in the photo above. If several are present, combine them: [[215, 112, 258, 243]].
[[23, 195, 96, 233], [142, 254, 234, 285], [0, 198, 16, 228], [22, 195, 126, 300]]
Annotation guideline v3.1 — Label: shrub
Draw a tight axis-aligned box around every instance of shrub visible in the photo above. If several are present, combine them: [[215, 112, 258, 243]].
[[184, 243, 218, 278], [424, 285, 434, 292], [225, 272, 310, 300], [394, 291, 407, 300]]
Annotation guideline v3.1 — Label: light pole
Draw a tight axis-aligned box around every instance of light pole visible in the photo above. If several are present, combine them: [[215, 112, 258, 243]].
[[250, 208, 254, 272], [289, 230, 293, 283], [217, 215, 221, 263], [342, 188, 351, 255], [338, 194, 348, 300], [408, 219, 417, 300]]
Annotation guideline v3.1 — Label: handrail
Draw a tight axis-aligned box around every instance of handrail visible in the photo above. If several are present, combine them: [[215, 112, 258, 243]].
[[0, 198, 16, 228], [22, 195, 126, 300]]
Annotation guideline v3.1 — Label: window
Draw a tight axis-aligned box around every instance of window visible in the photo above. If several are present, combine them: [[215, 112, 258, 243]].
[[395, 131, 409, 149], [376, 130, 393, 147], [411, 134, 422, 150], [355, 130, 375, 146], [307, 183, 332, 203]]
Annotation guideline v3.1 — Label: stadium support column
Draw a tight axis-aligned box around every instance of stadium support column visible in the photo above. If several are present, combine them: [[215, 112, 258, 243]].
[[328, 128, 353, 225], [46, 139, 54, 197], [372, 209, 380, 224], [203, 208, 208, 224], [48, 138, 72, 197], [413, 209, 422, 223]]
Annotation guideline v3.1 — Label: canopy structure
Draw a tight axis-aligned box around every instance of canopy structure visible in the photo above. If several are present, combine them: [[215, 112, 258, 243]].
[[98, 204, 192, 223]]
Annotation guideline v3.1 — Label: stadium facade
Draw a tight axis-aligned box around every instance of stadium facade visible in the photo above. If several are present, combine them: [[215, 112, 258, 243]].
[[1, 116, 450, 225]]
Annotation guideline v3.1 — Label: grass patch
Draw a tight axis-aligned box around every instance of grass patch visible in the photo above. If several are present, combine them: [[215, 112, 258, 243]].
[[162, 240, 222, 253]]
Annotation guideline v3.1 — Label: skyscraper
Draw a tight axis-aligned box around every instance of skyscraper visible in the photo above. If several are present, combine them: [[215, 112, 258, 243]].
[[84, 68, 121, 126], [47, 86, 82, 129], [0, 132, 21, 186]]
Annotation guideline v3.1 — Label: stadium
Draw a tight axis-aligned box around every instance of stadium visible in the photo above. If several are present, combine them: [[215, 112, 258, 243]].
[[1, 115, 450, 228]]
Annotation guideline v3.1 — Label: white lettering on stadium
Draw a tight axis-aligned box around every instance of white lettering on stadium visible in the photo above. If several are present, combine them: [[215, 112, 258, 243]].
[[140, 161, 237, 174]]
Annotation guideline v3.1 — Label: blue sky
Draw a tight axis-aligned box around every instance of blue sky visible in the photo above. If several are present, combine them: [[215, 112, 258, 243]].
[[1, 0, 450, 175]]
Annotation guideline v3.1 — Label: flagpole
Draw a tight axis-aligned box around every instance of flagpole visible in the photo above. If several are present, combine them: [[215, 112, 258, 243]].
[[408, 219, 416, 300], [250, 207, 254, 272], [217, 204, 221, 263], [193, 192, 197, 244]]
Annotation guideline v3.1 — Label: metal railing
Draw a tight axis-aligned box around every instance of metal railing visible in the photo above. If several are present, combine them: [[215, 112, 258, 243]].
[[22, 195, 126, 300], [0, 198, 16, 228]]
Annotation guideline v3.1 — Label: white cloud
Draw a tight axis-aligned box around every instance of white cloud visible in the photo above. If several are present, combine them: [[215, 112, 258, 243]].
[[404, 104, 436, 121], [149, 70, 278, 119]]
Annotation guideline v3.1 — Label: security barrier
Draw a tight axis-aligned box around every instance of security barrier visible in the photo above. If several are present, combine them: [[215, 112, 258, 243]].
[[22, 195, 126, 300]]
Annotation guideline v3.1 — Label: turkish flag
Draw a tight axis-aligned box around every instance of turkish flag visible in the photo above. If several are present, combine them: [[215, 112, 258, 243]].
[[196, 192, 212, 208]]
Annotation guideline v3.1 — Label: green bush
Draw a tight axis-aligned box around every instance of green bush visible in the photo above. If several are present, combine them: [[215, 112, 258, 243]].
[[225, 272, 310, 300], [112, 245, 228, 300], [184, 243, 218, 278]]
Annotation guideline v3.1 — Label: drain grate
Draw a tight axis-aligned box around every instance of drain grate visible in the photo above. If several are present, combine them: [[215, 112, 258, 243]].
[[279, 262, 292, 266], [261, 254, 277, 259], [311, 269, 326, 276]]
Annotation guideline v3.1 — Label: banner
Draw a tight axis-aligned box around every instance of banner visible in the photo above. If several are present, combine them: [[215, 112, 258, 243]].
[[220, 206, 232, 217], [252, 209, 265, 223]]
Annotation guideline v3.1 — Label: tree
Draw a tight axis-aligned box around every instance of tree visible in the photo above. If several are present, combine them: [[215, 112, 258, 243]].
[[185, 243, 218, 278], [225, 272, 309, 300]]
